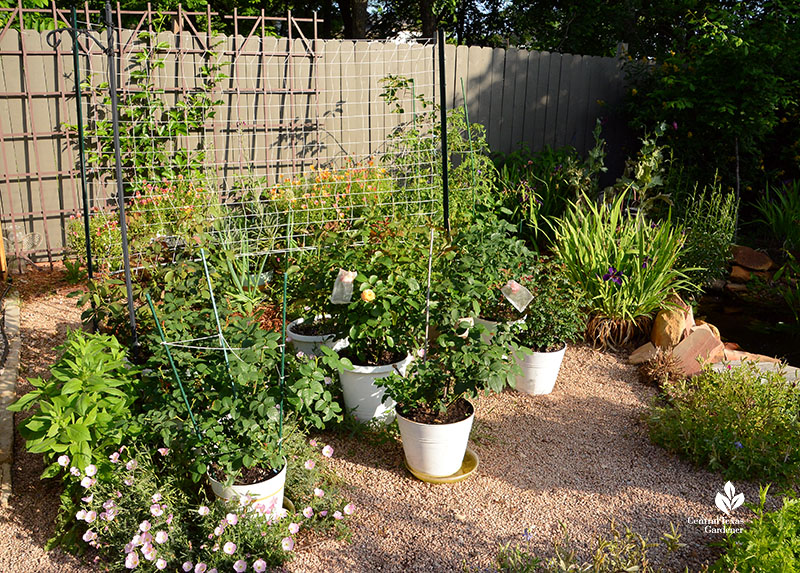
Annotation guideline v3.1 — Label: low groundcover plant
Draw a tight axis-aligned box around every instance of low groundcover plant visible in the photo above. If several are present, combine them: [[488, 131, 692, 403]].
[[647, 360, 800, 483], [62, 436, 353, 571]]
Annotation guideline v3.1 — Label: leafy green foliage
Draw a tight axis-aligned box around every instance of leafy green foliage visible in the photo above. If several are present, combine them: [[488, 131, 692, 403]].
[[675, 175, 739, 289], [496, 121, 606, 248], [320, 219, 431, 365], [506, 258, 586, 352], [379, 74, 496, 227], [8, 331, 139, 478], [753, 180, 800, 251], [605, 122, 673, 218], [555, 192, 693, 321], [625, 3, 800, 191], [78, 33, 226, 183], [648, 361, 800, 483], [443, 210, 537, 321], [712, 486, 800, 573], [136, 259, 342, 484], [63, 259, 87, 284], [381, 314, 518, 414]]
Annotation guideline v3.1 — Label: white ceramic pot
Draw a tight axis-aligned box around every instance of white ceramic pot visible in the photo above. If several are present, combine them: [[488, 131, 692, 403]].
[[208, 460, 287, 517], [396, 400, 475, 478], [287, 316, 346, 357], [474, 317, 498, 343], [515, 344, 567, 395], [339, 354, 412, 423]]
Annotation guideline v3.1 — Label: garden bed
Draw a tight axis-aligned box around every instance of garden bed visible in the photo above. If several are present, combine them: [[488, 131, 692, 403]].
[[0, 271, 758, 572]]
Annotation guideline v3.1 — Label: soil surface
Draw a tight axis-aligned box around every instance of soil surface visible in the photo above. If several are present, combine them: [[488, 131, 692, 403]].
[[399, 397, 473, 425], [288, 316, 340, 337], [1, 269, 773, 572]]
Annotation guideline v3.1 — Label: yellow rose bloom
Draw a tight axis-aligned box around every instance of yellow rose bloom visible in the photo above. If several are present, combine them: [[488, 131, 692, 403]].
[[361, 289, 376, 302]]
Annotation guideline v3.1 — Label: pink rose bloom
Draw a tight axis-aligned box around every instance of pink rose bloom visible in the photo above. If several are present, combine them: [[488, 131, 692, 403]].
[[288, 522, 300, 534], [223, 541, 237, 555], [343, 503, 355, 515], [304, 459, 316, 470], [321, 445, 334, 458], [281, 537, 295, 551], [314, 488, 324, 498], [302, 506, 314, 518]]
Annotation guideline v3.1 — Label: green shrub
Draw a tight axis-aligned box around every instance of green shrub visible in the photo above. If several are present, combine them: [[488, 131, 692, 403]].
[[495, 121, 606, 248], [753, 180, 800, 251], [675, 175, 739, 289], [648, 361, 800, 483], [712, 486, 800, 573], [9, 331, 140, 479]]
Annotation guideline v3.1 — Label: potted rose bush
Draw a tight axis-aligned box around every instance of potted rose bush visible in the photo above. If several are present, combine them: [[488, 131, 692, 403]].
[[328, 219, 430, 423], [381, 311, 519, 478], [505, 258, 586, 395]]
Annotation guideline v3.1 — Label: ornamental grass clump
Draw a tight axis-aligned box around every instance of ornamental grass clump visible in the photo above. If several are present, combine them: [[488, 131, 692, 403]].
[[647, 361, 800, 483], [555, 192, 694, 350]]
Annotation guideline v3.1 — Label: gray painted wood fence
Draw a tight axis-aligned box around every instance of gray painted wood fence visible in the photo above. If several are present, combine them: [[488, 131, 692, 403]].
[[0, 26, 623, 263]]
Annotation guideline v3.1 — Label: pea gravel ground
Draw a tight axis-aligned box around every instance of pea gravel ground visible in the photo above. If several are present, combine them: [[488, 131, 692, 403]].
[[0, 269, 767, 572]]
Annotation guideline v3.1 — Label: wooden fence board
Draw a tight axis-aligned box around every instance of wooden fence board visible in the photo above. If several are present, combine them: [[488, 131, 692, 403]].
[[0, 29, 627, 260]]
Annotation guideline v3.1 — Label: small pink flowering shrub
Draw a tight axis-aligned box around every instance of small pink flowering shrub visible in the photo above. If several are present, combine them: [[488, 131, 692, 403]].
[[60, 432, 353, 570]]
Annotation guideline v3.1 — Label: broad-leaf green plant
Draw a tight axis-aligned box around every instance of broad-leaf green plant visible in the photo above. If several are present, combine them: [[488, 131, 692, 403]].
[[9, 331, 140, 478]]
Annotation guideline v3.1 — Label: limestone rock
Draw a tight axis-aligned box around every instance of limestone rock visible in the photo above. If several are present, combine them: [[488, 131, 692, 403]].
[[729, 265, 752, 283], [694, 319, 721, 340], [651, 307, 686, 349], [725, 282, 748, 294], [672, 326, 725, 377], [731, 245, 773, 272], [629, 342, 658, 365]]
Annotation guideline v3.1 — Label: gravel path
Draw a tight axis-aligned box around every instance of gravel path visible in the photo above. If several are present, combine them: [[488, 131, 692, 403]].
[[286, 347, 749, 573], [0, 272, 765, 572]]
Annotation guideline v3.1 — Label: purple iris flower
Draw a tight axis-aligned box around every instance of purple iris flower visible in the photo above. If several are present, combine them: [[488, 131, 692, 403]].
[[602, 266, 624, 285]]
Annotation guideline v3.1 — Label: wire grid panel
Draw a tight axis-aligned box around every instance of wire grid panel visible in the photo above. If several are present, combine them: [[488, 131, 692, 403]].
[[77, 13, 439, 273]]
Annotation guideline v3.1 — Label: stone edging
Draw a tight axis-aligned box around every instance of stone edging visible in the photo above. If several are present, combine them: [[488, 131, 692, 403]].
[[0, 291, 20, 506]]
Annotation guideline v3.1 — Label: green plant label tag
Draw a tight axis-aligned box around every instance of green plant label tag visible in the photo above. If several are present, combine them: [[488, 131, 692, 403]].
[[330, 269, 357, 304], [501, 280, 533, 312]]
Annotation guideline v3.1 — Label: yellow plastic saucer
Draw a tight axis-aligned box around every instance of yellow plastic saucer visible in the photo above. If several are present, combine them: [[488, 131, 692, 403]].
[[404, 448, 479, 484]]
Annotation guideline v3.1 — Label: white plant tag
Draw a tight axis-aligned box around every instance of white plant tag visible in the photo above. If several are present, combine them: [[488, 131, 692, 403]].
[[501, 280, 533, 312], [330, 269, 357, 304]]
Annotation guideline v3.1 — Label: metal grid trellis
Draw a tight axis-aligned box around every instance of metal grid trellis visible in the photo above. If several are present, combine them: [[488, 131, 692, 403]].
[[74, 7, 440, 274], [0, 2, 441, 270]]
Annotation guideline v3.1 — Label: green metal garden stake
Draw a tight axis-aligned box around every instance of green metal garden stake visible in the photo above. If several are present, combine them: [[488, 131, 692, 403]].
[[145, 293, 202, 440]]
